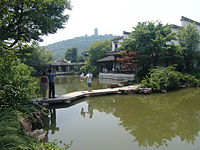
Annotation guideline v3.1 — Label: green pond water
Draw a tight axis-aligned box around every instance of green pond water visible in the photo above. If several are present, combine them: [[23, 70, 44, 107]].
[[43, 76, 200, 150]]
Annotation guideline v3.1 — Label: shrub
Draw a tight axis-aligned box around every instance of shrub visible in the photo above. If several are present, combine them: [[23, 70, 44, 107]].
[[0, 111, 67, 150], [140, 66, 200, 92], [0, 47, 38, 113], [0, 111, 31, 150], [192, 67, 200, 79], [80, 64, 97, 76]]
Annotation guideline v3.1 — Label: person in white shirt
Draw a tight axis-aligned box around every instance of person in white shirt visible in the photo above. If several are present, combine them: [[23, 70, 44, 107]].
[[84, 71, 93, 92], [80, 72, 84, 81]]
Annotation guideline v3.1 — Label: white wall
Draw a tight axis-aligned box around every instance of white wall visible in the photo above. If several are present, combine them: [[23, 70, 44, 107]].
[[111, 38, 123, 51], [111, 33, 130, 51], [181, 20, 200, 30]]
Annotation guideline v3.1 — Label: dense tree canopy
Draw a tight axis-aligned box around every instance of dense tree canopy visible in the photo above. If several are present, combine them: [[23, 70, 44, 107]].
[[23, 44, 52, 74], [121, 21, 180, 79], [177, 24, 200, 73], [65, 47, 78, 62], [76, 55, 85, 62], [0, 46, 38, 111], [117, 51, 139, 73], [121, 21, 177, 68], [0, 0, 72, 149], [0, 0, 71, 47], [87, 40, 112, 66]]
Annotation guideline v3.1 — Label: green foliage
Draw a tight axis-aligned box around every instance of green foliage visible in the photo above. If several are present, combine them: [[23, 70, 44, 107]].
[[46, 34, 116, 60], [87, 40, 112, 66], [192, 67, 200, 79], [0, 46, 38, 112], [0, 0, 71, 47], [80, 64, 97, 75], [65, 47, 77, 62], [76, 55, 85, 62], [0, 110, 68, 150], [32, 139, 72, 150], [121, 21, 179, 78], [177, 24, 200, 73], [32, 141, 64, 150], [140, 66, 200, 92], [0, 0, 72, 149], [0, 111, 31, 150], [23, 44, 52, 75]]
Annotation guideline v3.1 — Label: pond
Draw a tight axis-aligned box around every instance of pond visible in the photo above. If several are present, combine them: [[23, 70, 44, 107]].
[[43, 76, 200, 150]]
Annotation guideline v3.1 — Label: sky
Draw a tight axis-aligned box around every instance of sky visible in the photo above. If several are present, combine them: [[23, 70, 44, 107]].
[[39, 0, 200, 46]]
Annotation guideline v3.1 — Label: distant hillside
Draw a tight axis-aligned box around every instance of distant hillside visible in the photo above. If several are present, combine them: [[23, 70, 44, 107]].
[[45, 34, 117, 60]]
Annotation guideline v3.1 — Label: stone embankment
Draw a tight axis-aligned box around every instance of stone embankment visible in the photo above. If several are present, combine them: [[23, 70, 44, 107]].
[[20, 112, 48, 141]]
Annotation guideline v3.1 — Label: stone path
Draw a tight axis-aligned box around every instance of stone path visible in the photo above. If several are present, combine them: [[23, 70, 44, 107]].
[[38, 85, 139, 105]]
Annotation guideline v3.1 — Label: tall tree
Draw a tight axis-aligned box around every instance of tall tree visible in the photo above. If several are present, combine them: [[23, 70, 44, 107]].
[[121, 21, 178, 78], [0, 0, 71, 47], [177, 24, 200, 73], [87, 40, 112, 66], [65, 47, 78, 62], [117, 51, 139, 73], [76, 55, 85, 62], [24, 44, 52, 74]]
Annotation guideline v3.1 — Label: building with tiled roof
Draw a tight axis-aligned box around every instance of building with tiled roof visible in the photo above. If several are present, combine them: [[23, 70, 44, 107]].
[[97, 16, 200, 75]]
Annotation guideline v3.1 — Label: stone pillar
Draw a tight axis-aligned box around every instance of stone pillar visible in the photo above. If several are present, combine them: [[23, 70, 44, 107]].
[[65, 66, 68, 72], [67, 66, 70, 72], [58, 66, 62, 72]]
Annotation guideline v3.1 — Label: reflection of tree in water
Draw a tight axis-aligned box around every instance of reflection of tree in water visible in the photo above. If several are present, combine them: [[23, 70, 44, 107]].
[[81, 100, 94, 119], [90, 88, 200, 147], [43, 109, 59, 135]]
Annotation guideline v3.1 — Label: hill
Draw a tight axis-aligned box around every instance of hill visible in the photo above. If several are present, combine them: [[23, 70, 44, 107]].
[[45, 34, 117, 60]]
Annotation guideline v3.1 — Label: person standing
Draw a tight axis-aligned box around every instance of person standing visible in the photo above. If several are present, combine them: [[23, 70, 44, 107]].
[[48, 69, 56, 98], [84, 71, 93, 92], [40, 72, 49, 100]]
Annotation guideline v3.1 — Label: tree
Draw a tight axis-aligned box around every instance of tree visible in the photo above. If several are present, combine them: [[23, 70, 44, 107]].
[[0, 46, 38, 111], [77, 55, 85, 62], [87, 40, 112, 66], [140, 66, 199, 92], [117, 51, 139, 73], [23, 44, 52, 75], [177, 24, 200, 73], [0, 0, 71, 113], [0, 1, 72, 148], [121, 21, 178, 78], [0, 0, 71, 47], [65, 47, 78, 62]]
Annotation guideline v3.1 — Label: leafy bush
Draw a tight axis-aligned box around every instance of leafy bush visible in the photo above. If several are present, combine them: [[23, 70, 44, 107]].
[[80, 64, 97, 76], [0, 111, 68, 150], [32, 140, 71, 150], [140, 66, 200, 92], [0, 111, 31, 150], [192, 67, 200, 79], [0, 47, 38, 113]]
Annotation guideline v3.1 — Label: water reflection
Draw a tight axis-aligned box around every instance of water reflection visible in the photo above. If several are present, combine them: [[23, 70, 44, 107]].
[[80, 101, 94, 119], [89, 88, 200, 148], [44, 75, 200, 150], [43, 109, 59, 135]]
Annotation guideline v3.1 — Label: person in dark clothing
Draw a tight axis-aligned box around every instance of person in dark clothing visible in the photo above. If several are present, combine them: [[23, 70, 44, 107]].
[[48, 69, 56, 98]]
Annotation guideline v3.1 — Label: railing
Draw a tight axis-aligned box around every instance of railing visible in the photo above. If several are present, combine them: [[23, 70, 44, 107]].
[[99, 73, 135, 81]]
